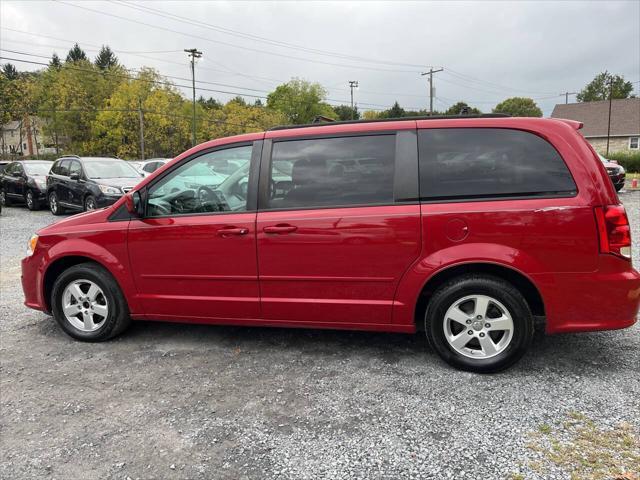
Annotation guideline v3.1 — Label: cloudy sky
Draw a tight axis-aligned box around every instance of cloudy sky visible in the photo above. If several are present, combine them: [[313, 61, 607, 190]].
[[2, 0, 639, 116]]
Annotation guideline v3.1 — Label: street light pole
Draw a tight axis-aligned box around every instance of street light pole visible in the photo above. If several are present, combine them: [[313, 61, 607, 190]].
[[184, 48, 202, 147], [349, 80, 359, 120]]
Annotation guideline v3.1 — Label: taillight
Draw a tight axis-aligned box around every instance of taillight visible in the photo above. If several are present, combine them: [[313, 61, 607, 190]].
[[594, 205, 632, 260]]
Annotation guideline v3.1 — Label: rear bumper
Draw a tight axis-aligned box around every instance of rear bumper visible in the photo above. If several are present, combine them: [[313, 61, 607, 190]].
[[535, 256, 640, 334]]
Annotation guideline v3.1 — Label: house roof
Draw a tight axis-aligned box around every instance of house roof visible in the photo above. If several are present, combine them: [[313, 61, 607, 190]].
[[550, 98, 640, 137]]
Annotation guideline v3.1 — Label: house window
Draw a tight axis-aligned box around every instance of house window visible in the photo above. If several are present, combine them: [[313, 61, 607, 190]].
[[630, 137, 639, 150]]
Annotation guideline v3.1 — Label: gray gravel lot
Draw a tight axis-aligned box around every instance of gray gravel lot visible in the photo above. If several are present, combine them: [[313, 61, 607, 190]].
[[1, 191, 639, 480]]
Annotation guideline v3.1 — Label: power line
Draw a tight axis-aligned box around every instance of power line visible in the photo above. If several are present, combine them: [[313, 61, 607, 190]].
[[108, 0, 432, 69], [54, 0, 427, 74]]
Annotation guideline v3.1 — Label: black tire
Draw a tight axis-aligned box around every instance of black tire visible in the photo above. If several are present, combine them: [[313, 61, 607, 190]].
[[25, 189, 40, 211], [51, 262, 131, 342], [84, 195, 97, 211], [425, 275, 534, 373], [0, 188, 11, 207], [614, 183, 624, 192], [49, 191, 65, 215]]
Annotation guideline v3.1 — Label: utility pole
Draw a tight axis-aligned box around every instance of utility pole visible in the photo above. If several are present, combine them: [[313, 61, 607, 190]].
[[348, 80, 359, 120], [606, 77, 613, 156], [138, 98, 145, 160], [184, 48, 202, 147], [561, 91, 577, 104], [421, 68, 444, 115]]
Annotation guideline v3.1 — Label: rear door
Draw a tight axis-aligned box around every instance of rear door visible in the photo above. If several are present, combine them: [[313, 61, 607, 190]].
[[256, 126, 421, 325], [128, 141, 262, 321]]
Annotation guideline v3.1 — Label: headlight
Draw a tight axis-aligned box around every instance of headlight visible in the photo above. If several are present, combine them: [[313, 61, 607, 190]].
[[98, 184, 121, 195], [26, 234, 38, 256]]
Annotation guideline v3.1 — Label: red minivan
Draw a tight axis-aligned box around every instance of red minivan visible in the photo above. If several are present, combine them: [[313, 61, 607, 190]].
[[21, 116, 639, 372]]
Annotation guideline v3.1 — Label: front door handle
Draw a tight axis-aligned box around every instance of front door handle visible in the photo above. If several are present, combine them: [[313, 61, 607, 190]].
[[217, 226, 249, 237], [263, 224, 298, 234]]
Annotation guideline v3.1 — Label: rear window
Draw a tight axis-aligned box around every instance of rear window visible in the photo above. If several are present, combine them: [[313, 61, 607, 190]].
[[418, 128, 576, 200]]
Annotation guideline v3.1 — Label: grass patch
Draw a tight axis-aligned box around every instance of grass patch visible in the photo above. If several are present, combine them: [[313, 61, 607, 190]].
[[520, 413, 640, 480]]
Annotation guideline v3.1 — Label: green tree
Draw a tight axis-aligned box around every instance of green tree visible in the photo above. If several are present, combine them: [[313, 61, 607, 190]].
[[333, 104, 360, 121], [198, 96, 222, 110], [95, 46, 119, 70], [2, 63, 19, 80], [381, 101, 405, 118], [66, 43, 88, 63], [577, 71, 635, 102], [444, 101, 481, 115], [49, 53, 62, 69], [493, 97, 542, 117], [267, 78, 335, 124]]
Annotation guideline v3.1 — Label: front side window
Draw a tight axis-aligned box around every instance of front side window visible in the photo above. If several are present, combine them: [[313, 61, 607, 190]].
[[58, 160, 70, 177], [266, 135, 396, 210], [69, 160, 82, 177], [418, 128, 577, 200], [147, 145, 252, 217], [630, 137, 639, 150]]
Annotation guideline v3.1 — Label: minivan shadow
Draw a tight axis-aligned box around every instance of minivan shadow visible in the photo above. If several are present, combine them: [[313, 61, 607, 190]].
[[115, 319, 637, 374]]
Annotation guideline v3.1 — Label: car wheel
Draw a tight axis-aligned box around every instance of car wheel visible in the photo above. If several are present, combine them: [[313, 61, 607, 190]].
[[615, 184, 623, 192], [84, 195, 97, 211], [425, 275, 534, 373], [49, 191, 64, 215], [51, 263, 131, 342], [25, 190, 40, 210], [0, 188, 11, 207]]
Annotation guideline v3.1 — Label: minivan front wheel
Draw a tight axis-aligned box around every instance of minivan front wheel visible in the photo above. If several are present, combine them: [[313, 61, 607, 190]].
[[51, 263, 131, 341], [425, 275, 534, 373]]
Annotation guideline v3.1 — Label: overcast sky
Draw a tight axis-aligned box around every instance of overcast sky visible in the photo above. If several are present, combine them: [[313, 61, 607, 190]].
[[2, 0, 639, 116]]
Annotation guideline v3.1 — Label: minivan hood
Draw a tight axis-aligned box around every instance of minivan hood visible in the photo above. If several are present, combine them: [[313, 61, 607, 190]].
[[37, 206, 113, 235]]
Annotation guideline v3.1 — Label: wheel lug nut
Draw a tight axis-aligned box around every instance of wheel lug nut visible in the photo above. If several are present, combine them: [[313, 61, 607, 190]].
[[479, 332, 485, 337], [476, 315, 482, 320], [466, 319, 472, 324], [485, 323, 491, 328], [467, 330, 473, 335]]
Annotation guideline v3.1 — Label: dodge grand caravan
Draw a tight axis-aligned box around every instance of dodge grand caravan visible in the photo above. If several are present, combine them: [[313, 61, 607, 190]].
[[21, 116, 639, 372]]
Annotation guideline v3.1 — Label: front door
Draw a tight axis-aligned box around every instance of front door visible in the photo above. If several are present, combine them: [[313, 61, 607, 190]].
[[256, 129, 421, 325], [128, 142, 262, 321]]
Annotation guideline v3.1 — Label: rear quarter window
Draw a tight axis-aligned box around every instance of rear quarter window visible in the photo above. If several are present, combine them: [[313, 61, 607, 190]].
[[418, 128, 577, 200]]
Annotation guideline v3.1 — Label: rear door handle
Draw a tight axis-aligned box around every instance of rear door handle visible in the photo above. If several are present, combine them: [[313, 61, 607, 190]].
[[217, 226, 249, 237], [263, 224, 298, 234]]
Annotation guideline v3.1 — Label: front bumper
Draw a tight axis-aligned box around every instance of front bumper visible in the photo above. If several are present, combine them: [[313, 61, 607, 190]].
[[21, 253, 48, 313]]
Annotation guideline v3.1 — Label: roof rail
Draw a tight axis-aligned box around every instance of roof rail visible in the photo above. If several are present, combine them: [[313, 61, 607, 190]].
[[268, 113, 511, 131]]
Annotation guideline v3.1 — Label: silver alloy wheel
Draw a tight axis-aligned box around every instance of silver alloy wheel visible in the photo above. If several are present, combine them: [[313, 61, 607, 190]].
[[61, 279, 108, 332], [85, 197, 96, 210], [443, 294, 514, 359], [0, 189, 5, 205], [26, 190, 33, 208], [49, 193, 57, 213]]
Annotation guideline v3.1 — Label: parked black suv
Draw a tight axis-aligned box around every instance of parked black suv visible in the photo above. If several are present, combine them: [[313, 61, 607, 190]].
[[0, 160, 52, 210], [47, 156, 142, 215]]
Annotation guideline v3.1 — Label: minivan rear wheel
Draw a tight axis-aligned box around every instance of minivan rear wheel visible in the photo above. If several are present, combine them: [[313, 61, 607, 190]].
[[51, 263, 131, 341], [425, 275, 534, 373]]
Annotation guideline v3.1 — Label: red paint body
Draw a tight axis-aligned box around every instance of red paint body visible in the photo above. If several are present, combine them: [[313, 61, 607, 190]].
[[21, 118, 640, 334]]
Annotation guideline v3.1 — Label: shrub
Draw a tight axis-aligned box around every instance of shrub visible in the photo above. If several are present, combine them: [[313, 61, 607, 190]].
[[599, 151, 640, 173]]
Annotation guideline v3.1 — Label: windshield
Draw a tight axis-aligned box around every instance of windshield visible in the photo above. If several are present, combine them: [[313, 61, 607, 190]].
[[22, 163, 51, 176], [598, 154, 608, 163], [83, 160, 141, 179]]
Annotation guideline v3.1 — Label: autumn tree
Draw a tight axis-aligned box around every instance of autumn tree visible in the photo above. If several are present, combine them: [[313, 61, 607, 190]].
[[493, 97, 542, 117], [333, 104, 359, 121], [577, 71, 635, 102]]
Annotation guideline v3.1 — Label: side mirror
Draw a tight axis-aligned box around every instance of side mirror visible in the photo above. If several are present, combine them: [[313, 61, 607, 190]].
[[69, 172, 80, 181], [124, 191, 143, 217]]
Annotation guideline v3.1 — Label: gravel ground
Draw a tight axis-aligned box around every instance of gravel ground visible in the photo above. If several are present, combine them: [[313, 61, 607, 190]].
[[1, 190, 639, 480]]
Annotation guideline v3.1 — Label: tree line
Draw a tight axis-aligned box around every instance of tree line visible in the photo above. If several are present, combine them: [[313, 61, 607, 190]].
[[0, 43, 635, 159]]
